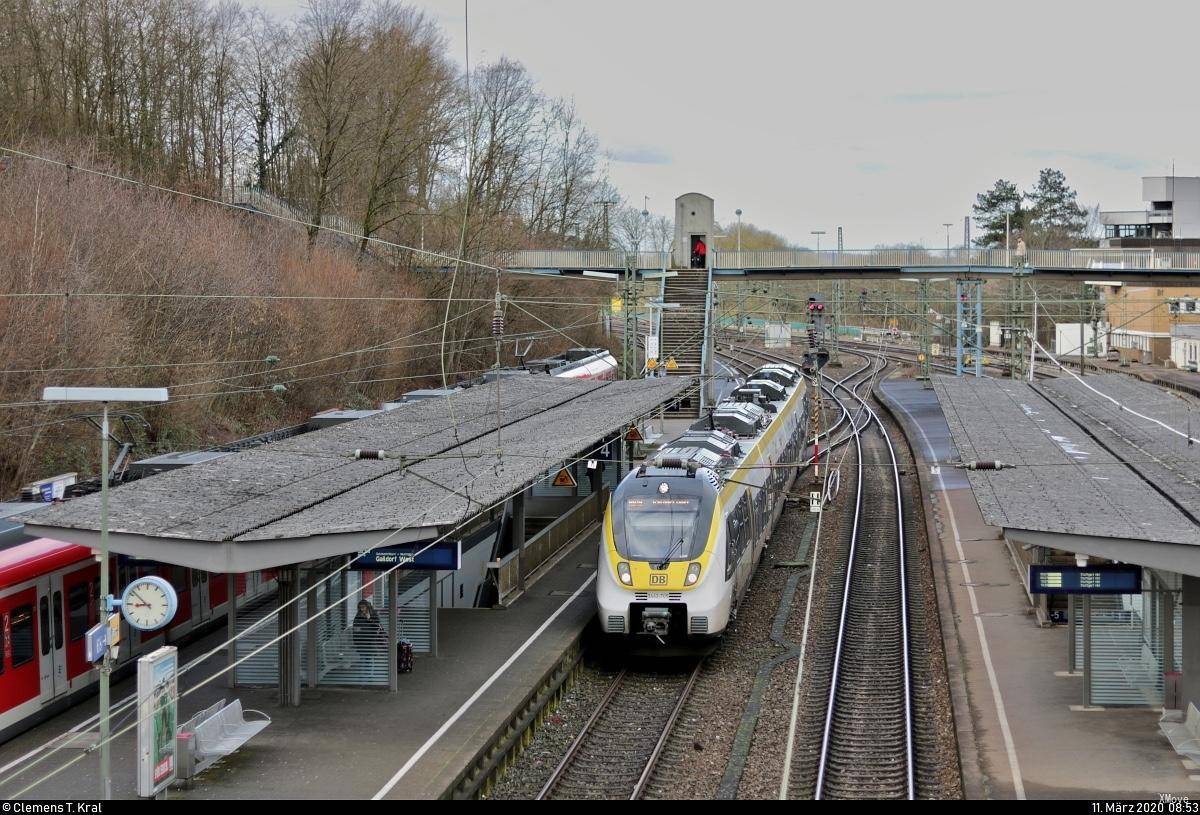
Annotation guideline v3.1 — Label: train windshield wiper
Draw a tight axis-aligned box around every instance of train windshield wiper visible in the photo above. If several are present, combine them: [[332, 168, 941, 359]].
[[655, 536, 686, 571]]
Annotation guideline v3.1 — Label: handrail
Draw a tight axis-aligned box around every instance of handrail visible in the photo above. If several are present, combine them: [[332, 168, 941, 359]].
[[495, 488, 606, 605]]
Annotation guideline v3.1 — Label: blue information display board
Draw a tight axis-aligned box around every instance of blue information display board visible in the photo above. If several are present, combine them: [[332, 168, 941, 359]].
[[351, 540, 461, 571], [1028, 564, 1142, 595]]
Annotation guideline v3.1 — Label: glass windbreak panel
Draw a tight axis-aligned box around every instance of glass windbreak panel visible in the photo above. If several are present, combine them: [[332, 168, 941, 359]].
[[618, 496, 702, 563]]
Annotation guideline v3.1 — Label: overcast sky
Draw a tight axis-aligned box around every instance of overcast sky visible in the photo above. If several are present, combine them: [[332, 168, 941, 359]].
[[254, 0, 1197, 247]]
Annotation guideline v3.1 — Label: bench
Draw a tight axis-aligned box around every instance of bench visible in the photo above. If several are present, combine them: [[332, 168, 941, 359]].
[[177, 699, 271, 780], [1160, 703, 1200, 762]]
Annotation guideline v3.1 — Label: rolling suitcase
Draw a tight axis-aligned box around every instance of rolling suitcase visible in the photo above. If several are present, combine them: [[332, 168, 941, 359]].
[[397, 639, 414, 673]]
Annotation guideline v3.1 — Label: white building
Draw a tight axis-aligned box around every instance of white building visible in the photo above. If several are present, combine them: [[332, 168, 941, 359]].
[[1054, 322, 1106, 358], [1172, 324, 1200, 372], [1100, 176, 1200, 246]]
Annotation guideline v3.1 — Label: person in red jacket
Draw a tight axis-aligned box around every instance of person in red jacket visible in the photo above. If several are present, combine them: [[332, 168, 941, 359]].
[[691, 237, 707, 268]]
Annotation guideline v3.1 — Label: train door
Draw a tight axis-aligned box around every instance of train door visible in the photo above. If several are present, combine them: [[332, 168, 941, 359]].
[[191, 570, 211, 624], [36, 575, 68, 700]]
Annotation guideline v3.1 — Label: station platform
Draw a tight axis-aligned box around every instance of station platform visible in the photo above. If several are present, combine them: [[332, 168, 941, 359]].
[[879, 376, 1200, 800], [0, 530, 599, 800]]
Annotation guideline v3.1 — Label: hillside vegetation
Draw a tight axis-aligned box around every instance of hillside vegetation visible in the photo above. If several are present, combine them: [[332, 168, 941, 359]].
[[0, 151, 611, 495]]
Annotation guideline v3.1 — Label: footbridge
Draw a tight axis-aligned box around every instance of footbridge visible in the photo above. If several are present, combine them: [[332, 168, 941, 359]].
[[497, 246, 1200, 284]]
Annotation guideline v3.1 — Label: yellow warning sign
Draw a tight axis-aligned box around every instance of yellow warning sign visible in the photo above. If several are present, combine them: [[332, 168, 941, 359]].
[[611, 297, 623, 314], [917, 353, 926, 363], [624, 425, 644, 443], [552, 467, 577, 488], [665, 357, 678, 371], [647, 358, 658, 370]]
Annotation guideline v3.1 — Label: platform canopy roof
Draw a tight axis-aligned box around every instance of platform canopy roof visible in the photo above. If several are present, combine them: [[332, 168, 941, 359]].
[[933, 374, 1200, 576], [19, 376, 692, 572]]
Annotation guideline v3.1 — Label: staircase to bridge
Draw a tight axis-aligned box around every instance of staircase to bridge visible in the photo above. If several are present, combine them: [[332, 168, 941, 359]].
[[658, 267, 709, 418]]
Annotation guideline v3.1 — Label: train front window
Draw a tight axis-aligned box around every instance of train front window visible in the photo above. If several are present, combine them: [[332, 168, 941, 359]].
[[618, 496, 703, 563]]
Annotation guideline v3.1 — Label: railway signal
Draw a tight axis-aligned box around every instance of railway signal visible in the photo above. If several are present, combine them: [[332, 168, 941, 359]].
[[803, 294, 828, 373]]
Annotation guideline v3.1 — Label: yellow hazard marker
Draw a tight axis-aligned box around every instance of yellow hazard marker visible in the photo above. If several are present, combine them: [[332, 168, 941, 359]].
[[647, 358, 658, 370], [665, 356, 679, 371], [552, 467, 577, 488], [624, 425, 644, 443], [917, 353, 926, 363]]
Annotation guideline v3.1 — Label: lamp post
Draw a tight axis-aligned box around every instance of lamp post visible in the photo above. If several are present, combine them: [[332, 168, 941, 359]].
[[735, 208, 743, 253], [943, 222, 953, 260], [41, 386, 168, 800]]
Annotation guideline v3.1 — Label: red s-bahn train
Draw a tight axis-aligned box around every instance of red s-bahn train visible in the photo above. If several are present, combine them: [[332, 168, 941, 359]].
[[0, 537, 274, 741]]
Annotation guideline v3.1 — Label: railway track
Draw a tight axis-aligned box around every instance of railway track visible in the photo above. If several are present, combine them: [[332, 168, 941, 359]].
[[723, 343, 917, 799], [537, 663, 702, 800]]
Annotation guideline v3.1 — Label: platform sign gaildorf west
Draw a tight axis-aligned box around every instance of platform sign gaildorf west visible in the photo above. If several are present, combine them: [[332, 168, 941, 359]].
[[1028, 564, 1142, 595], [137, 646, 179, 797], [351, 539, 462, 570]]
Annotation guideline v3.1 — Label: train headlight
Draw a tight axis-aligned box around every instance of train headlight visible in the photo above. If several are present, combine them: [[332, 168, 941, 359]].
[[685, 562, 701, 585], [617, 561, 633, 586]]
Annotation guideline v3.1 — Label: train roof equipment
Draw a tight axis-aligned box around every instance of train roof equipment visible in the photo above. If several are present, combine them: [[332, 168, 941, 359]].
[[752, 365, 802, 387], [693, 402, 769, 437], [670, 429, 742, 460], [744, 378, 787, 402], [731, 387, 777, 413]]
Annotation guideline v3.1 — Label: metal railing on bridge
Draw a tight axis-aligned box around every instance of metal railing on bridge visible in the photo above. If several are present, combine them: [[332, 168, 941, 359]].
[[217, 189, 1200, 274], [712, 247, 1200, 271], [496, 247, 1200, 273]]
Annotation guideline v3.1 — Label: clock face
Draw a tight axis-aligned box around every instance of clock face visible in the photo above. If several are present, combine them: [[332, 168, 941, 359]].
[[120, 576, 178, 632]]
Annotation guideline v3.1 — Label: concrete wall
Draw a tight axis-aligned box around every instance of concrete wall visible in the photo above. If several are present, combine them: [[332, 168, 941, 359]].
[[673, 192, 714, 268]]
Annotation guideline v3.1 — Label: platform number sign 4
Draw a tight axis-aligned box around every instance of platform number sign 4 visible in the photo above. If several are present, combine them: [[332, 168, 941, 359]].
[[120, 576, 179, 632]]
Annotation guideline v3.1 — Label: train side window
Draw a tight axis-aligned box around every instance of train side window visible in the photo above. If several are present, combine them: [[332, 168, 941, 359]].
[[12, 606, 34, 668], [725, 515, 738, 580], [68, 584, 89, 642], [39, 597, 50, 656], [52, 591, 64, 650]]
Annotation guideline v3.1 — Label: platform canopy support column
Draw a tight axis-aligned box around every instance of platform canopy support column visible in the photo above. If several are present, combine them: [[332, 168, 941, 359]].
[[514, 489, 527, 593], [227, 573, 237, 689], [955, 278, 984, 377], [277, 564, 302, 707]]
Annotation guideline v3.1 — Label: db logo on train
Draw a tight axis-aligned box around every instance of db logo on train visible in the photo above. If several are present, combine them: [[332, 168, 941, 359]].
[[649, 574, 668, 586]]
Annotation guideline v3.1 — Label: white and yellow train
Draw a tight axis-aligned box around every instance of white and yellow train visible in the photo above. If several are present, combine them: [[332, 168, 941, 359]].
[[597, 362, 808, 647]]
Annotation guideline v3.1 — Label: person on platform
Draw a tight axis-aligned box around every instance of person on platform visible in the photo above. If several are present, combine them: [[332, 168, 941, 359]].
[[353, 600, 387, 670]]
